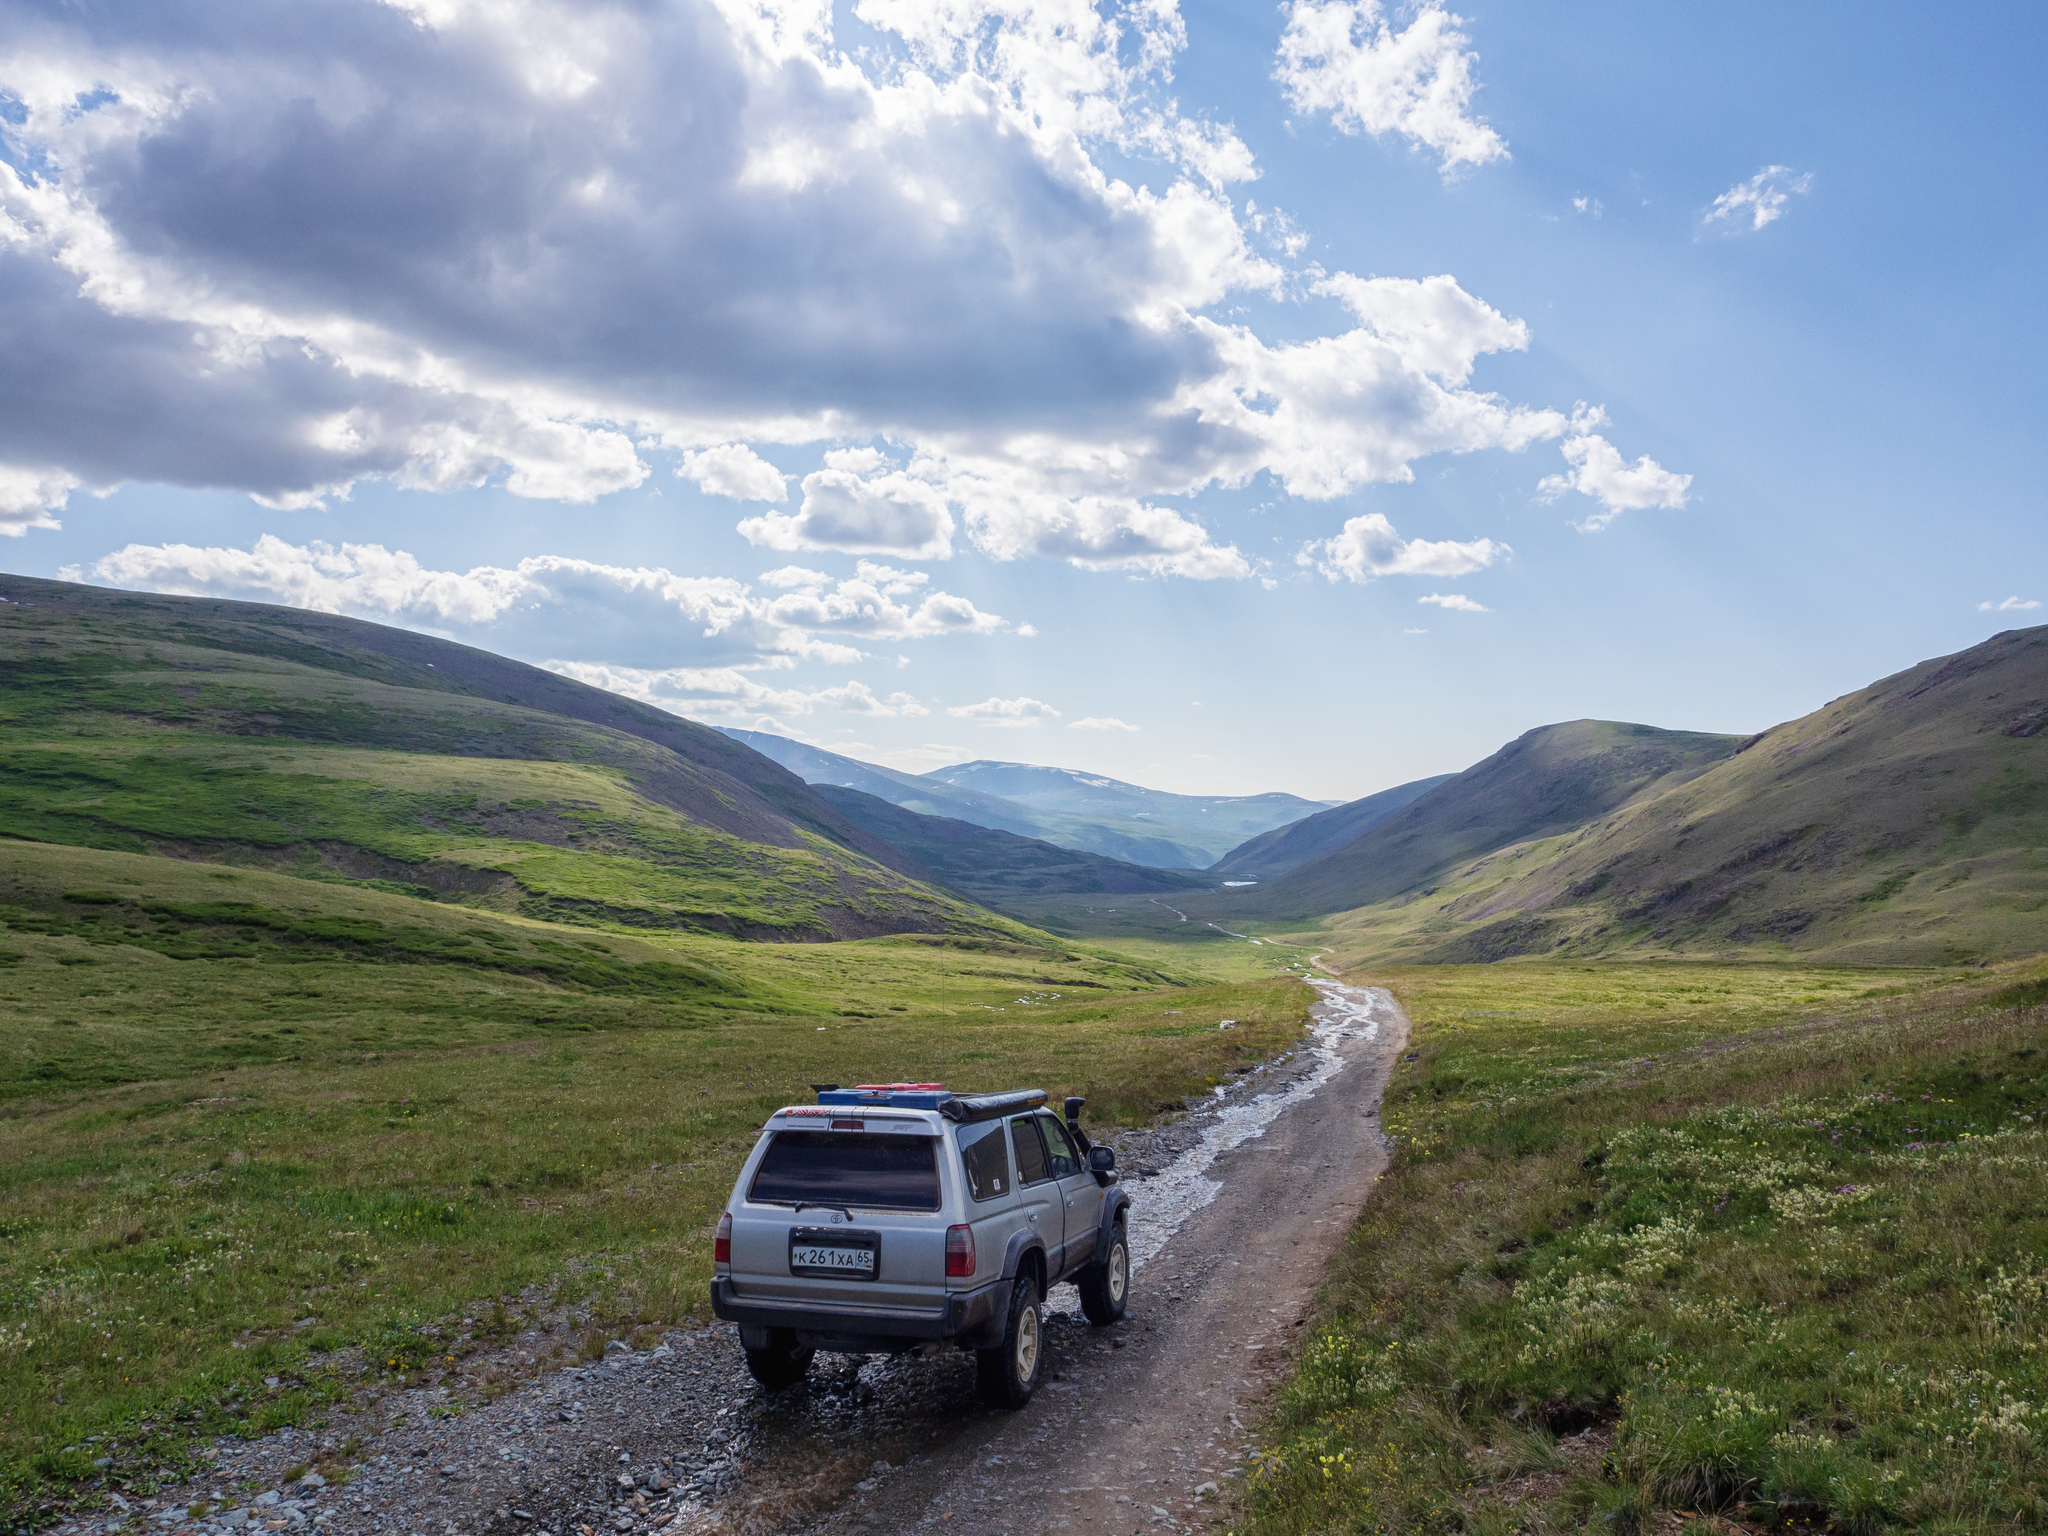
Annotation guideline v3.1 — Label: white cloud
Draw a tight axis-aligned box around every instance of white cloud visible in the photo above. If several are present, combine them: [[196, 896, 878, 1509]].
[[1703, 166, 1812, 233], [1418, 592, 1487, 612], [1167, 282, 1565, 504], [1536, 406, 1692, 529], [1572, 195, 1602, 218], [833, 740, 974, 773], [948, 696, 1062, 727], [82, 535, 1001, 667], [829, 683, 930, 717], [948, 475, 1252, 579], [757, 565, 835, 589], [0, 0, 1599, 581], [848, 561, 930, 595], [677, 443, 788, 503], [1069, 716, 1138, 731], [544, 663, 928, 721], [90, 534, 543, 629], [0, 466, 79, 536], [739, 463, 956, 559], [1979, 596, 2041, 612], [1275, 0, 1508, 175], [1403, 626, 1428, 633], [1300, 512, 1507, 582], [762, 568, 1005, 640]]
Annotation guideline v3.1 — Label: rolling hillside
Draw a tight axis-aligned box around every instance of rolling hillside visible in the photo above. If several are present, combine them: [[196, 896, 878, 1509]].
[[0, 574, 1008, 944], [1329, 625, 2048, 964], [1211, 719, 1740, 922], [1240, 626, 2048, 966], [810, 784, 1209, 910], [1208, 773, 1454, 883], [721, 730, 1224, 868]]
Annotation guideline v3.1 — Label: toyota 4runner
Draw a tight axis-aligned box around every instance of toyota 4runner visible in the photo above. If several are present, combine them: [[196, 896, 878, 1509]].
[[710, 1083, 1131, 1407]]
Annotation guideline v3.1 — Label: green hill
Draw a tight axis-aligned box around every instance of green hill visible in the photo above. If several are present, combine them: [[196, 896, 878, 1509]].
[[1301, 626, 2048, 965], [0, 574, 1007, 944], [811, 783, 1209, 911], [1209, 773, 1454, 883], [1212, 719, 1740, 923]]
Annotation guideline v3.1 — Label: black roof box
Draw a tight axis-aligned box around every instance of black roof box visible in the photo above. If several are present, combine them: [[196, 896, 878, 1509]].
[[938, 1089, 1048, 1123]]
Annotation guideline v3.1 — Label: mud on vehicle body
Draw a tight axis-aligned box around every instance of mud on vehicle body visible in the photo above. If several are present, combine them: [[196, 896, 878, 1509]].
[[711, 1085, 1130, 1407]]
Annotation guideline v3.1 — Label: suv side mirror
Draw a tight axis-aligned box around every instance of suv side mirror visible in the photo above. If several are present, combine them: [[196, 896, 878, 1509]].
[[1087, 1146, 1115, 1174]]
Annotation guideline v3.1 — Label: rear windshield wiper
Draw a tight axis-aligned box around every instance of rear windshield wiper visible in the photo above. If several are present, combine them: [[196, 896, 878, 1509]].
[[793, 1200, 855, 1220]]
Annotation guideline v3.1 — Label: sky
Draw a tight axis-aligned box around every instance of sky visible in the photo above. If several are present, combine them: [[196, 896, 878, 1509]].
[[1, 0, 2043, 801]]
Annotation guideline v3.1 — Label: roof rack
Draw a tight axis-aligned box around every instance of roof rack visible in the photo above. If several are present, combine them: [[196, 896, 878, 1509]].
[[807, 1084, 1049, 1119], [816, 1082, 953, 1110], [938, 1089, 1048, 1123]]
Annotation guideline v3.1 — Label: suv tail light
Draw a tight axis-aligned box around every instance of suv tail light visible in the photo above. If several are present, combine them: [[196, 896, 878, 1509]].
[[944, 1224, 975, 1278], [714, 1212, 732, 1267]]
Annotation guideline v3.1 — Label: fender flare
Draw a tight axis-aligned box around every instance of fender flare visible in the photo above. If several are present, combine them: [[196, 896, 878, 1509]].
[[1090, 1188, 1131, 1267], [1000, 1229, 1048, 1286]]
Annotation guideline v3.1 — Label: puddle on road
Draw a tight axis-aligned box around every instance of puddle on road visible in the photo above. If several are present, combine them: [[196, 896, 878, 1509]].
[[1090, 979, 1390, 1279]]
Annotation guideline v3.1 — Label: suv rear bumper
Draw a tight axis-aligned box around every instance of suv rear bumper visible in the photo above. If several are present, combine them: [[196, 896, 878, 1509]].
[[711, 1277, 1008, 1352]]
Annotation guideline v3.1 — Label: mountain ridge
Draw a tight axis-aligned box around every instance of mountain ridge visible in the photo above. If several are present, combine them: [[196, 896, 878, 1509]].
[[1209, 773, 1456, 883], [1212, 626, 2048, 966], [1217, 719, 1742, 922], [809, 784, 1208, 912], [719, 730, 1306, 868], [923, 758, 1334, 842]]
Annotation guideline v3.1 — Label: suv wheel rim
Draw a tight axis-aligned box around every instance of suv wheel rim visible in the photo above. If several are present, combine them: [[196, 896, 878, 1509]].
[[1108, 1242, 1128, 1304], [1015, 1300, 1040, 1379]]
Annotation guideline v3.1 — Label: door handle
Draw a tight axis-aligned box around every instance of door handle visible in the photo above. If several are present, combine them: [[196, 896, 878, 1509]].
[[1027, 1213, 1036, 1223]]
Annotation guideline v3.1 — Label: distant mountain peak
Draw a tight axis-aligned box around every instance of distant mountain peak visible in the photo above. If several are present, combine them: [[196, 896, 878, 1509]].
[[729, 738, 1329, 867]]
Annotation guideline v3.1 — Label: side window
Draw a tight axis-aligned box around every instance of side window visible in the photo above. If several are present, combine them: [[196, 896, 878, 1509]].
[[1011, 1115, 1051, 1186], [1037, 1113, 1080, 1179], [957, 1119, 1012, 1201]]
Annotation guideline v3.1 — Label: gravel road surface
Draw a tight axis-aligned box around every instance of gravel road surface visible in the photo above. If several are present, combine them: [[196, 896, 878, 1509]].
[[52, 980, 1406, 1536]]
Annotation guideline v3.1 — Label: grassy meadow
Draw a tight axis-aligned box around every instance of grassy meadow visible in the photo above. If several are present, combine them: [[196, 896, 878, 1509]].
[[1243, 956, 2048, 1536], [0, 834, 1315, 1529]]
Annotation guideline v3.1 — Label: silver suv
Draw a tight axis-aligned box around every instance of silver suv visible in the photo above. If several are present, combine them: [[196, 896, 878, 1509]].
[[710, 1084, 1131, 1407]]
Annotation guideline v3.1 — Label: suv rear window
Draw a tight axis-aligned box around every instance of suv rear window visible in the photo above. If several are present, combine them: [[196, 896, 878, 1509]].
[[748, 1131, 941, 1212]]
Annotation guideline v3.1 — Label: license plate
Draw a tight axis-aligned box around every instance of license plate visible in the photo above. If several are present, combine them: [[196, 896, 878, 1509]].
[[788, 1226, 879, 1280], [792, 1245, 874, 1272]]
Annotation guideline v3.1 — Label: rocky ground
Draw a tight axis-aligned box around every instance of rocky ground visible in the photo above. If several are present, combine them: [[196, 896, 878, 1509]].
[[44, 980, 1405, 1536]]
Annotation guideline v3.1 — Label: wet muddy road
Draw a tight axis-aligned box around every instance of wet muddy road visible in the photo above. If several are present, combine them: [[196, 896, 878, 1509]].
[[68, 983, 1406, 1536], [792, 978, 1409, 1536]]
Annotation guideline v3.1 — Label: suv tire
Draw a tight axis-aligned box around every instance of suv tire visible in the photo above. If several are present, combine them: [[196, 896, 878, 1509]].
[[743, 1330, 815, 1390], [1077, 1224, 1130, 1325], [976, 1276, 1044, 1409]]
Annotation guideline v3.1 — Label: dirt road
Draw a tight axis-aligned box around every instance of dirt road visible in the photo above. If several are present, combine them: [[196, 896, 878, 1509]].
[[805, 977, 1408, 1536], [63, 982, 1406, 1536]]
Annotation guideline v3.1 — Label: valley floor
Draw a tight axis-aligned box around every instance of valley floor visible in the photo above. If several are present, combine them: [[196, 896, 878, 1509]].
[[0, 859, 1317, 1530]]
